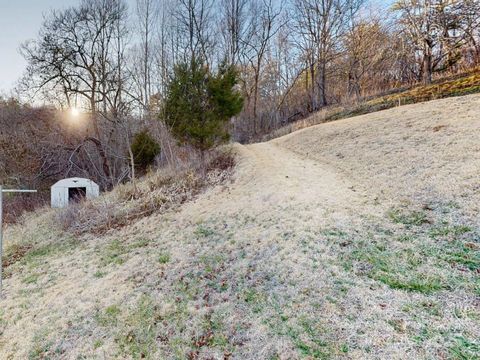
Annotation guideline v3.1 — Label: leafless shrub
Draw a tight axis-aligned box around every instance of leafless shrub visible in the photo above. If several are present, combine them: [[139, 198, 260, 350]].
[[206, 149, 236, 172], [55, 150, 236, 235], [2, 193, 49, 224]]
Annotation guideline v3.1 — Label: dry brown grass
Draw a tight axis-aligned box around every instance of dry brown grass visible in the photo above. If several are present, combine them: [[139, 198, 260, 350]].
[[0, 96, 479, 359]]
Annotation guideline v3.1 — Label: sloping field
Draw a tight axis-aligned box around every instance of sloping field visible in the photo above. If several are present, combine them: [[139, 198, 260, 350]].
[[277, 94, 480, 221], [0, 95, 479, 359]]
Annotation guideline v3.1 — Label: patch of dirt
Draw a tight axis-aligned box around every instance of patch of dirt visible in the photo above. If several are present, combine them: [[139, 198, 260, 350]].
[[432, 124, 447, 132], [2, 244, 33, 278]]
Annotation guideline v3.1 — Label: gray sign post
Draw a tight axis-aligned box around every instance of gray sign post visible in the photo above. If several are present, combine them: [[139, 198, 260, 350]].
[[0, 186, 37, 296]]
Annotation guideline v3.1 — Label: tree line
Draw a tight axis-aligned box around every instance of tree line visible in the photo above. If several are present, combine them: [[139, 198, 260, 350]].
[[1, 0, 479, 190]]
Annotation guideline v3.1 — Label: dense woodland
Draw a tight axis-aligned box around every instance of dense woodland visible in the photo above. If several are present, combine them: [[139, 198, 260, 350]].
[[1, 0, 480, 195]]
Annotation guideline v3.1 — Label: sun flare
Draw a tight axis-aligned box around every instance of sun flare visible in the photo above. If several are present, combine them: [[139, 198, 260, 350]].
[[70, 107, 80, 117]]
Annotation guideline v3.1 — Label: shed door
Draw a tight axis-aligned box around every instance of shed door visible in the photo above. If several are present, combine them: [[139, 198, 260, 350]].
[[69, 187, 87, 202]]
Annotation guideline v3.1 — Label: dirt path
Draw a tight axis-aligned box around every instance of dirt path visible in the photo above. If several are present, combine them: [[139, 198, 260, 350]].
[[202, 141, 376, 220], [238, 142, 358, 203]]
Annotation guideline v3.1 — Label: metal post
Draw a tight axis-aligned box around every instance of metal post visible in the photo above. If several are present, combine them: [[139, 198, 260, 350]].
[[0, 188, 37, 296], [0, 185, 3, 296]]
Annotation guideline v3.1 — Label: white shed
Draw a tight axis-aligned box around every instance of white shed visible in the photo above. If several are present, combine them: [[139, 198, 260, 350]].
[[51, 177, 100, 208]]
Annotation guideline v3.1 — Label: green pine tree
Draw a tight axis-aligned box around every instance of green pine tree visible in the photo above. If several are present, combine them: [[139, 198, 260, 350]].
[[162, 59, 244, 155]]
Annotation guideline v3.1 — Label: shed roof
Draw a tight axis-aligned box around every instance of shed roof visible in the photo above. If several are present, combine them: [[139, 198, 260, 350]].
[[51, 177, 98, 188]]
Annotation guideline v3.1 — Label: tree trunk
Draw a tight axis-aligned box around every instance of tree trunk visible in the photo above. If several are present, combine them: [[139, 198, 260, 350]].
[[423, 43, 433, 85], [253, 69, 260, 134], [317, 60, 328, 107], [85, 136, 112, 189], [88, 92, 112, 188], [310, 61, 316, 112]]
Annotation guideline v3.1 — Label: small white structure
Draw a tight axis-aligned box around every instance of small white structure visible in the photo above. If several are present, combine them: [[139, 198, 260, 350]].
[[51, 177, 100, 208]]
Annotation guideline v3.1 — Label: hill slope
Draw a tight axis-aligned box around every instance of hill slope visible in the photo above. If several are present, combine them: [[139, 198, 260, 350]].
[[1, 95, 479, 359]]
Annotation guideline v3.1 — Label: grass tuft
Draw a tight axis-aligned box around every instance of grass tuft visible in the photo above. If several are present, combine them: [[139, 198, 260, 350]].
[[95, 305, 121, 327], [158, 252, 171, 264], [449, 336, 480, 360], [387, 208, 429, 227], [116, 295, 159, 359]]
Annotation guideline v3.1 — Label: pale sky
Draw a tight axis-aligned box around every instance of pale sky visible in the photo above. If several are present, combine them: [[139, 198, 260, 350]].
[[0, 1, 79, 93], [0, 0, 136, 94]]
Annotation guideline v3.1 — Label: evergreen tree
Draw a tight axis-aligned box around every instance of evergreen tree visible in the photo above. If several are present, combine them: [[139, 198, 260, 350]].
[[130, 130, 161, 170], [163, 59, 244, 154]]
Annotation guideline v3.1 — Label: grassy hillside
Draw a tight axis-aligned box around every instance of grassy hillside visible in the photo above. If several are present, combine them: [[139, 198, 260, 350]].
[[263, 68, 480, 142], [0, 95, 479, 359]]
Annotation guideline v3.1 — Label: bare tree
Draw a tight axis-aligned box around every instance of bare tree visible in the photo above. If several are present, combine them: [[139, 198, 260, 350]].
[[394, 0, 476, 84], [174, 0, 216, 65], [220, 0, 251, 65], [293, 0, 364, 109], [21, 0, 131, 188], [134, 0, 159, 111], [342, 14, 395, 100], [242, 0, 284, 133], [454, 0, 480, 66]]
